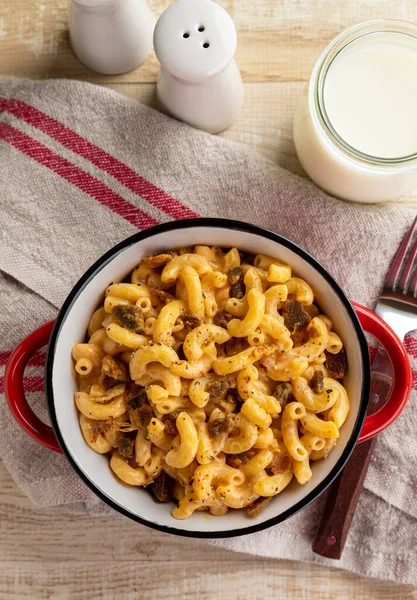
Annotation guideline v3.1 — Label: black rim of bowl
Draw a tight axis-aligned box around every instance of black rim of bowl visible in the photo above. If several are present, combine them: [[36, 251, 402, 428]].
[[45, 218, 370, 538]]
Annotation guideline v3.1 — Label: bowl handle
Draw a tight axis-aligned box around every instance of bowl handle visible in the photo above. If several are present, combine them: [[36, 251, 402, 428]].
[[353, 302, 412, 443], [4, 304, 411, 452], [4, 320, 62, 453]]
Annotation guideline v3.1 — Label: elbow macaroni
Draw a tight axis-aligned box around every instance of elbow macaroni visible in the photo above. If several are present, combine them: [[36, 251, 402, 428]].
[[72, 245, 350, 520], [165, 412, 199, 468]]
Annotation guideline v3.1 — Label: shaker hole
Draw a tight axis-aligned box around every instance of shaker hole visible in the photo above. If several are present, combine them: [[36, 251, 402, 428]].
[[183, 32, 190, 38], [198, 25, 205, 32], [202, 42, 210, 48]]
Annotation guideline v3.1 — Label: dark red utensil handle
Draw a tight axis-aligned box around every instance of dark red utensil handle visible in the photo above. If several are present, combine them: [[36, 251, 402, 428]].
[[312, 367, 392, 559], [4, 320, 61, 453], [313, 303, 411, 559], [312, 436, 377, 558]]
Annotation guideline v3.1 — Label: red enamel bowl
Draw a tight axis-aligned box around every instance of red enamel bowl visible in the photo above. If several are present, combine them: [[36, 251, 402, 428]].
[[4, 219, 412, 537]]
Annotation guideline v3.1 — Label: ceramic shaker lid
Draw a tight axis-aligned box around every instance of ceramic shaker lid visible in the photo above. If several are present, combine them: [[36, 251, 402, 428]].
[[154, 0, 237, 83]]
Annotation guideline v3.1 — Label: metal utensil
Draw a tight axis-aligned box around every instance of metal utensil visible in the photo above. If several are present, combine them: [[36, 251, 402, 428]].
[[313, 216, 417, 559]]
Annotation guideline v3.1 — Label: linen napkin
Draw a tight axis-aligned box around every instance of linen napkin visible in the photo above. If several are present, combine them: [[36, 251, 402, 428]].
[[1, 77, 417, 584]]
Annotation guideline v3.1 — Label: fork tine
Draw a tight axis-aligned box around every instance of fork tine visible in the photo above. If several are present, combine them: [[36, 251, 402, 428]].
[[384, 216, 417, 291], [398, 235, 417, 294]]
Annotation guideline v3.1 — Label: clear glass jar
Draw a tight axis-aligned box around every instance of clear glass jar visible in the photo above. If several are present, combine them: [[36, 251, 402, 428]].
[[293, 20, 417, 203]]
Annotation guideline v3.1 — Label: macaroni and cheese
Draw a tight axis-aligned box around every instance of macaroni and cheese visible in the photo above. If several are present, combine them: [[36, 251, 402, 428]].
[[72, 246, 349, 519]]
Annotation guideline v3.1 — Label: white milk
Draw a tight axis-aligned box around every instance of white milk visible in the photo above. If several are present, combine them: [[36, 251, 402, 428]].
[[324, 33, 417, 159], [293, 21, 417, 203]]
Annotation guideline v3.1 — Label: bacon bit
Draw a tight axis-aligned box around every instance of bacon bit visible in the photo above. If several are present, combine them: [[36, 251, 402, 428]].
[[162, 414, 179, 436], [304, 304, 320, 319], [149, 288, 175, 304], [227, 266, 243, 285], [213, 310, 234, 329], [208, 416, 234, 438], [175, 344, 186, 361], [126, 385, 148, 408], [142, 252, 175, 267], [268, 453, 292, 475], [100, 355, 129, 384], [90, 420, 113, 443], [126, 386, 152, 430], [182, 314, 202, 330], [224, 388, 244, 412], [282, 295, 311, 332], [150, 471, 175, 502], [224, 337, 248, 356], [112, 305, 144, 333], [118, 436, 134, 459], [310, 370, 324, 394], [162, 410, 182, 435], [91, 383, 126, 404], [308, 326, 319, 339], [226, 449, 257, 469], [230, 278, 245, 299], [240, 252, 255, 265], [291, 324, 309, 347], [325, 347, 347, 379], [114, 421, 137, 433], [247, 496, 272, 518], [272, 382, 293, 409], [205, 378, 231, 401], [215, 343, 227, 358], [133, 405, 153, 430]]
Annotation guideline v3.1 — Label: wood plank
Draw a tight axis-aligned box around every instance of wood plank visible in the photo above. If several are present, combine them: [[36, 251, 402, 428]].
[[0, 463, 236, 563], [0, 560, 414, 600], [0, 502, 238, 564], [0, 461, 415, 599], [2, 0, 417, 83]]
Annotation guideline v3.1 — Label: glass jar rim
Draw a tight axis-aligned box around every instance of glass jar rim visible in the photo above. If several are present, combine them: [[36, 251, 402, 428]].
[[309, 19, 417, 169]]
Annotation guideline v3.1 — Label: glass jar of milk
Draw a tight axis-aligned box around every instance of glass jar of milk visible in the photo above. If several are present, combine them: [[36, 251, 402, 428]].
[[294, 20, 417, 203]]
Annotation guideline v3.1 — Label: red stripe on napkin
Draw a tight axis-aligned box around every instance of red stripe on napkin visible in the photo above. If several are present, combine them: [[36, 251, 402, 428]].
[[0, 97, 200, 221], [404, 334, 417, 360], [23, 376, 45, 393], [0, 351, 46, 367], [0, 122, 160, 230], [0, 352, 10, 366], [0, 376, 44, 394], [28, 351, 47, 367]]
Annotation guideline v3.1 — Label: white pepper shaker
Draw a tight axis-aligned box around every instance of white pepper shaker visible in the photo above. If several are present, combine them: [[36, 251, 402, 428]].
[[153, 0, 243, 134], [68, 0, 155, 75]]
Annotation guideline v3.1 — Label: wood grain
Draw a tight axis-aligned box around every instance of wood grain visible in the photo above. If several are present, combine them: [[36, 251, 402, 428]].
[[1, 560, 416, 600], [0, 459, 415, 599], [2, 0, 417, 596], [313, 352, 395, 558]]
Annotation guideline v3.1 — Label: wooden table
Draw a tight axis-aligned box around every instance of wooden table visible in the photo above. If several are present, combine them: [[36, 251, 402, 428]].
[[1, 1, 417, 598]]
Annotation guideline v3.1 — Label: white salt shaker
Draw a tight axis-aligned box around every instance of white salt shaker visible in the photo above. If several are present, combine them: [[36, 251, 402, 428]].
[[153, 0, 243, 134], [68, 0, 155, 75]]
